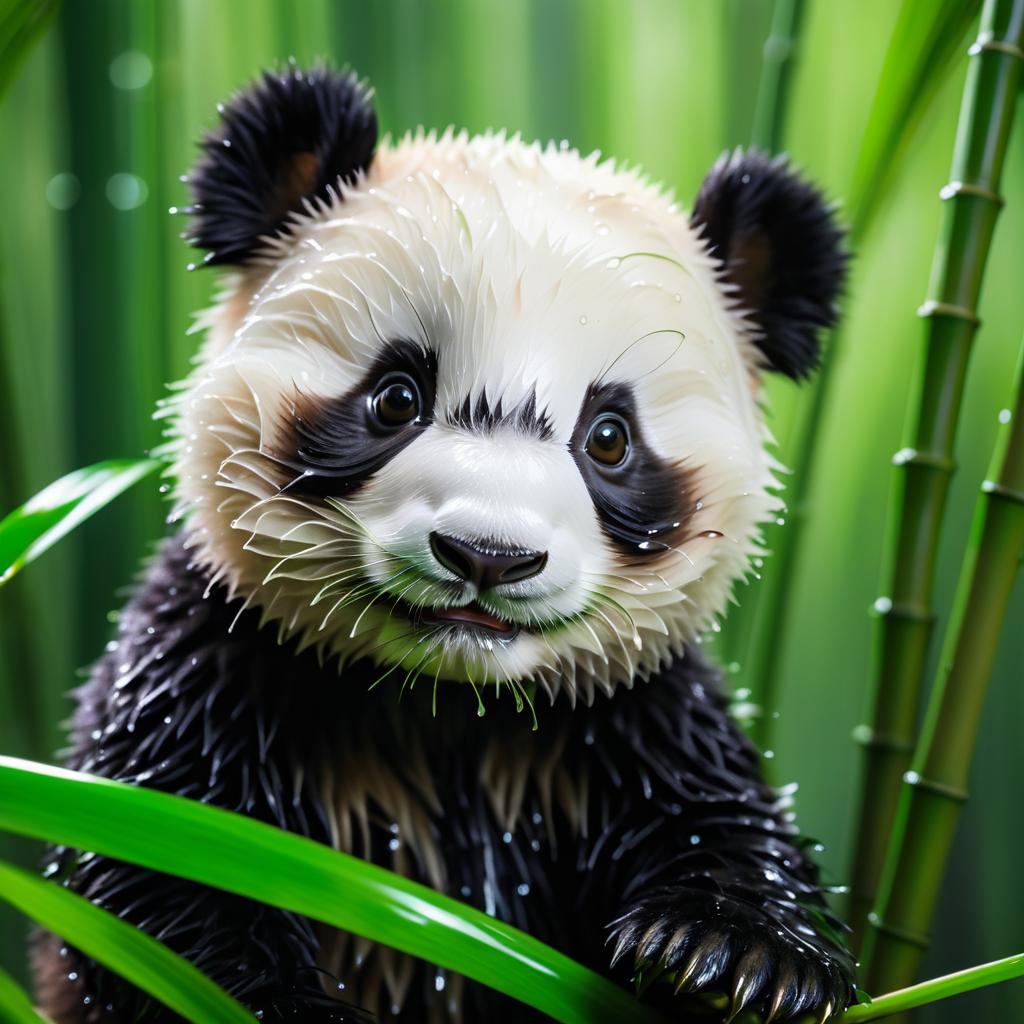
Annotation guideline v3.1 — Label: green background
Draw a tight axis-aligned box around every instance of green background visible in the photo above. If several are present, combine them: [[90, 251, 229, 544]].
[[0, 1, 1021, 1020]]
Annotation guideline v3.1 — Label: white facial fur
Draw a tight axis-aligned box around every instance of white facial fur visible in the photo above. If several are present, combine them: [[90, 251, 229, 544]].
[[166, 129, 781, 705]]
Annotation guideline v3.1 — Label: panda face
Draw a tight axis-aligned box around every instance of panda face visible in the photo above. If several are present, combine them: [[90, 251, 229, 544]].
[[168, 69, 844, 704]]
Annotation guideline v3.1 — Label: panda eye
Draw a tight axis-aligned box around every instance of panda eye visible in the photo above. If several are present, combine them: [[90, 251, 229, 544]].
[[370, 373, 421, 427], [585, 414, 630, 466]]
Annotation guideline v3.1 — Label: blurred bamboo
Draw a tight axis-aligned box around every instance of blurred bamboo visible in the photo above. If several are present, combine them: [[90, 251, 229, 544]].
[[848, 0, 1024, 947], [750, 0, 804, 153], [726, 0, 984, 752], [862, 329, 1024, 1001]]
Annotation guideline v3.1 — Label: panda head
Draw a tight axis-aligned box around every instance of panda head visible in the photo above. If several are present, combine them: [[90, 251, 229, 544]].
[[168, 65, 846, 705]]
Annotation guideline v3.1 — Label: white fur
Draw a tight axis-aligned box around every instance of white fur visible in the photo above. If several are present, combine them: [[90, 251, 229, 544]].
[[165, 129, 781, 705]]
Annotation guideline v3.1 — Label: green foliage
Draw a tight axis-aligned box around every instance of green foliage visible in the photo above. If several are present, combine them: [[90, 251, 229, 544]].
[[1, 2, 1023, 1022], [0, 860, 251, 1024], [0, 963, 51, 1024], [0, 460, 159, 585], [0, 757, 664, 1024]]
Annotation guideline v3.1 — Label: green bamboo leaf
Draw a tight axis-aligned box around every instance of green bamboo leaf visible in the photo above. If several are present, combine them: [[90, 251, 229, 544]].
[[849, 0, 1024, 953], [846, 0, 982, 239], [0, 757, 664, 1024], [0, 460, 161, 586], [0, 962, 52, 1024], [844, 951, 1024, 1021], [0, 860, 251, 1024]]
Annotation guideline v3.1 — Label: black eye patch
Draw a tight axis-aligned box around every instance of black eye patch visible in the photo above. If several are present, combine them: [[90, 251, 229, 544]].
[[273, 339, 437, 498], [570, 381, 696, 557]]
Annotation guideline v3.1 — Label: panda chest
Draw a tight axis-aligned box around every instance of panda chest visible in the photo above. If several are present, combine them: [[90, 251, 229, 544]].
[[312, 725, 589, 1020]]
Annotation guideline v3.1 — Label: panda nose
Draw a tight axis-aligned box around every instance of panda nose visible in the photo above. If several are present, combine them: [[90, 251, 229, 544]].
[[429, 532, 548, 591]]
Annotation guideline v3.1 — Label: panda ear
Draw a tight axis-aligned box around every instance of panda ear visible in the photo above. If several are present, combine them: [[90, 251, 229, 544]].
[[691, 149, 847, 380], [185, 64, 378, 268]]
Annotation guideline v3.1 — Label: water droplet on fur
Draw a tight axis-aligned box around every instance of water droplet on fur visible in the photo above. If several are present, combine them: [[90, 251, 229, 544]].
[[517, 883, 530, 896], [764, 750, 775, 759], [699, 530, 723, 539], [998, 408, 1012, 424], [689, 835, 701, 845], [67, 972, 79, 982], [460, 886, 472, 898], [694, 500, 703, 510], [502, 831, 513, 844], [673, 293, 682, 302], [606, 257, 621, 269], [388, 837, 400, 851], [596, 223, 610, 236], [579, 315, 588, 325], [435, 972, 446, 992], [874, 596, 893, 614]]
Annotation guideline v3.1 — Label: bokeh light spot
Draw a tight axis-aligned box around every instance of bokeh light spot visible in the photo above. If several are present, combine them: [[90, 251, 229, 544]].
[[109, 51, 153, 90], [45, 173, 80, 211], [106, 173, 148, 210]]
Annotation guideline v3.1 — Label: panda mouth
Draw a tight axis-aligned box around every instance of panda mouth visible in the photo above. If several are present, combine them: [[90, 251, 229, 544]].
[[417, 602, 520, 639]]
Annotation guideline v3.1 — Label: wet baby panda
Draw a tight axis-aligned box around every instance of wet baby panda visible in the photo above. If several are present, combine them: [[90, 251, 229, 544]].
[[35, 66, 855, 1023]]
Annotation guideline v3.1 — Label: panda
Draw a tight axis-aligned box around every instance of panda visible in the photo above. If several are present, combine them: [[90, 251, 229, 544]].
[[34, 65, 855, 1023]]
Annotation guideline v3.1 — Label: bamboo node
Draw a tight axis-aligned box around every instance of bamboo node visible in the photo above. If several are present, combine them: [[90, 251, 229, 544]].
[[866, 912, 931, 950], [891, 447, 956, 472], [938, 180, 1004, 205], [915, 300, 980, 325], [870, 595, 934, 623], [981, 479, 1024, 506], [902, 770, 969, 803], [852, 724, 915, 753], [968, 32, 1024, 61]]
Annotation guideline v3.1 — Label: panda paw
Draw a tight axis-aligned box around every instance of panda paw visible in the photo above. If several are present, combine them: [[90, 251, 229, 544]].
[[608, 887, 856, 1022]]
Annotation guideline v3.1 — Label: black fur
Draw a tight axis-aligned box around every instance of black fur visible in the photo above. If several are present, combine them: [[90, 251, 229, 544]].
[[691, 149, 847, 380], [36, 538, 855, 1022], [185, 63, 377, 266], [571, 380, 698, 557], [447, 389, 554, 441], [275, 339, 437, 498]]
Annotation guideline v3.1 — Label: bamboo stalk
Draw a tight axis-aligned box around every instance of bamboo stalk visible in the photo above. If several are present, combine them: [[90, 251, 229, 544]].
[[859, 339, 1024, 999], [750, 0, 805, 153], [728, 0, 982, 751], [848, 0, 1024, 946]]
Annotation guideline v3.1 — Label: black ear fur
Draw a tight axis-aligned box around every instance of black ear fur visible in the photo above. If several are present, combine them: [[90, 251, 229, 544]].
[[691, 149, 847, 379], [184, 63, 377, 267]]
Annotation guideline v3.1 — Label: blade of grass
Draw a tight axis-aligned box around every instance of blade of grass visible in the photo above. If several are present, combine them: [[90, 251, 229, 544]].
[[731, 0, 983, 752], [0, 459, 160, 586], [861, 337, 1024, 997], [844, 951, 1024, 1022], [848, 0, 1024, 947], [0, 962, 52, 1024], [0, 860, 251, 1024], [0, 757, 666, 1024]]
